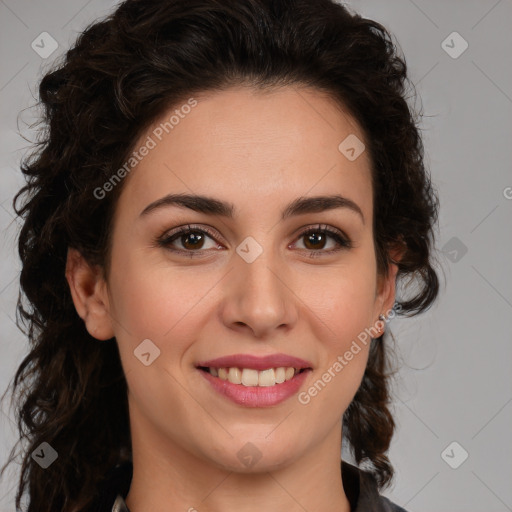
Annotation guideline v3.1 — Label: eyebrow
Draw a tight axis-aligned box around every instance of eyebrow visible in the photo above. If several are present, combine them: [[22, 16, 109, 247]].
[[139, 193, 365, 224]]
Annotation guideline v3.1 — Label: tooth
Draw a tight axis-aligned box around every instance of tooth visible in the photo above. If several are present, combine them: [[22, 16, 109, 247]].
[[241, 368, 259, 386], [228, 367, 242, 384], [209, 366, 302, 386], [258, 368, 276, 387], [274, 367, 286, 384]]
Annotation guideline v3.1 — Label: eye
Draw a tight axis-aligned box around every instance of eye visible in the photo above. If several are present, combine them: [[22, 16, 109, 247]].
[[156, 224, 221, 258], [155, 223, 352, 258], [292, 224, 352, 258]]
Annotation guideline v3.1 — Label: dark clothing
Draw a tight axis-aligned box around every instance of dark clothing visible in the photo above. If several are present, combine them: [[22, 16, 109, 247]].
[[94, 460, 407, 512]]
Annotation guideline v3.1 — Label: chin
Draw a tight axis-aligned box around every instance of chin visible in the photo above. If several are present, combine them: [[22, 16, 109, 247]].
[[205, 436, 300, 473]]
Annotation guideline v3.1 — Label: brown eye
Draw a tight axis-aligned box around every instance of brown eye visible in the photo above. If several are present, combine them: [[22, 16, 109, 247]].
[[294, 225, 352, 257], [157, 225, 220, 257], [178, 231, 206, 250], [303, 231, 328, 250], [156, 223, 352, 259]]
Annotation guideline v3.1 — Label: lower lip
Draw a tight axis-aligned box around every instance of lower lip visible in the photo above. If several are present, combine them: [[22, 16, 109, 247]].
[[198, 368, 311, 407]]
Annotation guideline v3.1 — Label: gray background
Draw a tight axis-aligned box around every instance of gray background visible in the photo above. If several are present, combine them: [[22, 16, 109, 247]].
[[1, 0, 511, 510]]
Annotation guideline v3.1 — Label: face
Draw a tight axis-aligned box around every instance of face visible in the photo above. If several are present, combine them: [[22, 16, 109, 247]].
[[67, 85, 398, 474]]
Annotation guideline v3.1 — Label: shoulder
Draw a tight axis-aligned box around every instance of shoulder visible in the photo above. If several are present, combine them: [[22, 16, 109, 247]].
[[342, 461, 409, 512]]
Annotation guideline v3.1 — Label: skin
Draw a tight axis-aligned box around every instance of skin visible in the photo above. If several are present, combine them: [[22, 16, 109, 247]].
[[66, 85, 400, 512]]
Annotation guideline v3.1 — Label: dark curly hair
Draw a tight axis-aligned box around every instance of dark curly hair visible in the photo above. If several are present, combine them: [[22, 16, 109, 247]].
[[0, 0, 440, 510]]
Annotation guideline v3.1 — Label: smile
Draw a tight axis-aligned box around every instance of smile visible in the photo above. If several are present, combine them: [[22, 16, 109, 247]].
[[198, 366, 307, 387], [196, 366, 312, 407]]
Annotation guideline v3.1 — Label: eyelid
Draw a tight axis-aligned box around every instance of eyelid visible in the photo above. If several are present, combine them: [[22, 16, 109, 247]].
[[158, 224, 223, 245], [290, 224, 353, 256], [156, 222, 352, 256]]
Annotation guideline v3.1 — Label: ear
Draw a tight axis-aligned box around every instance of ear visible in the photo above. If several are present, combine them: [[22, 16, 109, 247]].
[[65, 248, 115, 340], [373, 243, 405, 334]]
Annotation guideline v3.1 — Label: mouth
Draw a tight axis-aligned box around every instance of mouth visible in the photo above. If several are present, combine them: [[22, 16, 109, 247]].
[[195, 353, 313, 406], [196, 364, 312, 407], [196, 366, 310, 387]]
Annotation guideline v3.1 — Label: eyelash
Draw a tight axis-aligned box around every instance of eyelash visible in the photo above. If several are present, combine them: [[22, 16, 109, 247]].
[[156, 223, 352, 259]]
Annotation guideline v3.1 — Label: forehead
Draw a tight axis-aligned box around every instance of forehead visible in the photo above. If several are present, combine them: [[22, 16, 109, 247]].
[[116, 85, 373, 222]]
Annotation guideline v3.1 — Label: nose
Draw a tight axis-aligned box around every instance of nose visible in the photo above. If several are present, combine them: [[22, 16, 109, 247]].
[[220, 245, 298, 339]]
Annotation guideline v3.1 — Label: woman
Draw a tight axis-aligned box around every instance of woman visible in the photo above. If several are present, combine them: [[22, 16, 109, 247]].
[[0, 0, 439, 511]]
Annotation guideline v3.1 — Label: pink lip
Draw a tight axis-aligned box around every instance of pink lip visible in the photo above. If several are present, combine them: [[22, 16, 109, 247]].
[[196, 353, 313, 371], [198, 367, 312, 407]]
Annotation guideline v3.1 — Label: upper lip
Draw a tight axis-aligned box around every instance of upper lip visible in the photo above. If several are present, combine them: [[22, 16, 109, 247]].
[[196, 353, 313, 371]]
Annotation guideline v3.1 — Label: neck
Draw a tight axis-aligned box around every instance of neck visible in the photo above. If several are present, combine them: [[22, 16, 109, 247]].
[[124, 417, 352, 512]]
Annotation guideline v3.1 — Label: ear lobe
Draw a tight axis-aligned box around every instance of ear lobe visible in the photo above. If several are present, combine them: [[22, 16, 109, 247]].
[[65, 248, 114, 341]]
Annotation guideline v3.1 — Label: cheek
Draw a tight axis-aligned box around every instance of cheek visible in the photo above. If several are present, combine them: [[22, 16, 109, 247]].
[[307, 258, 378, 341], [303, 255, 376, 397], [107, 251, 216, 351]]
